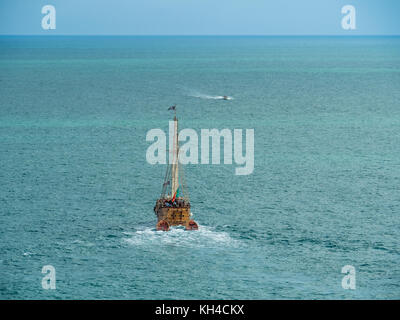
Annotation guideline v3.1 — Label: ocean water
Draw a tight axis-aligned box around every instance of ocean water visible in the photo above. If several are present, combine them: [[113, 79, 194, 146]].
[[0, 36, 399, 299]]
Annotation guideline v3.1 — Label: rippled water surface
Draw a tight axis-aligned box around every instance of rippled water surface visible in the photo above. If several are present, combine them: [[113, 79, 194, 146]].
[[0, 36, 399, 299]]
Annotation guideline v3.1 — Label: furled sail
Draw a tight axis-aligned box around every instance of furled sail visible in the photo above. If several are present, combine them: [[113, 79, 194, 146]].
[[171, 116, 179, 197]]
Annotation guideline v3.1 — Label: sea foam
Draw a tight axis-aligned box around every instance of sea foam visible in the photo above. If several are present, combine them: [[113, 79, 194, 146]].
[[123, 225, 239, 248]]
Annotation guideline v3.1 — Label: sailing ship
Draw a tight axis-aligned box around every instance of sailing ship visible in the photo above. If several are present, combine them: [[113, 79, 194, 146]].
[[153, 106, 199, 231]]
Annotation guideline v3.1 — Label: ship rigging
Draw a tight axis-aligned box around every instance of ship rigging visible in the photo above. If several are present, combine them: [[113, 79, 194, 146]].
[[153, 106, 199, 231]]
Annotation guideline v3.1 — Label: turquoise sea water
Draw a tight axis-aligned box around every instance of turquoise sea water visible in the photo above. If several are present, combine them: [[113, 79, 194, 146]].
[[0, 36, 399, 299]]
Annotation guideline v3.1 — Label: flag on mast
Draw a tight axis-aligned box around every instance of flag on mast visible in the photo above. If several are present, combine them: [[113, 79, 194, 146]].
[[171, 186, 180, 202]]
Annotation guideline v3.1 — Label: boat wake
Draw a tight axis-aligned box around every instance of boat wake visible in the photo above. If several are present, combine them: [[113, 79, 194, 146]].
[[123, 225, 239, 248], [189, 92, 233, 100]]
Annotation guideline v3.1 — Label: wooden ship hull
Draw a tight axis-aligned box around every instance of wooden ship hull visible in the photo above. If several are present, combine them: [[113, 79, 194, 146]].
[[155, 201, 190, 226], [154, 199, 197, 231], [154, 107, 198, 231]]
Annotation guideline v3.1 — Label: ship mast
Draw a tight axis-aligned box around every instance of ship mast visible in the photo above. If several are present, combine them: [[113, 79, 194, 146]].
[[159, 106, 189, 202], [171, 113, 179, 197]]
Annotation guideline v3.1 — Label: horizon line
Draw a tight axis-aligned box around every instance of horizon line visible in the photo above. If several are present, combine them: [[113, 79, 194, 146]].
[[1, 34, 400, 37]]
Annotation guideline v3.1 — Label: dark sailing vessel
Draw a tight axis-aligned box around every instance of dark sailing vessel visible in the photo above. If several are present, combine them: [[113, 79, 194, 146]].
[[153, 106, 199, 231]]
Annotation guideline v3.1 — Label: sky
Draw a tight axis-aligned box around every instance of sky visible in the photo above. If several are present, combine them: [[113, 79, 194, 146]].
[[0, 0, 399, 35]]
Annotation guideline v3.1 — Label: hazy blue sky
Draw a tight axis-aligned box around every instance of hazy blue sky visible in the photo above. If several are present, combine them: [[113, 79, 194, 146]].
[[1, 0, 399, 35]]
